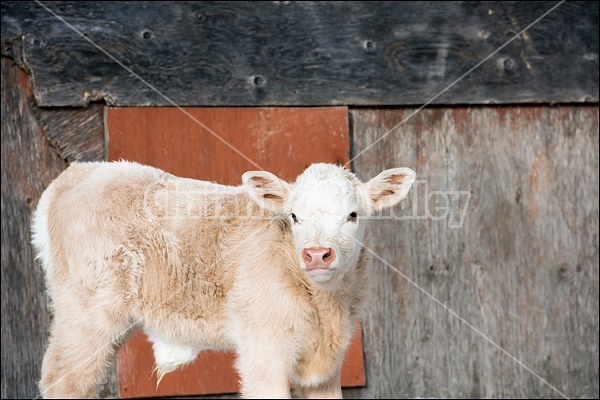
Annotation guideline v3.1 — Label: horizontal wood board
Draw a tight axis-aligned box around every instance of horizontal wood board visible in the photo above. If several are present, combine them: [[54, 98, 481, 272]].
[[2, 1, 598, 107]]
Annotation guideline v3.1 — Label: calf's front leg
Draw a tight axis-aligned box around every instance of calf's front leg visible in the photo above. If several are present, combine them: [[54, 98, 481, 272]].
[[235, 338, 293, 399]]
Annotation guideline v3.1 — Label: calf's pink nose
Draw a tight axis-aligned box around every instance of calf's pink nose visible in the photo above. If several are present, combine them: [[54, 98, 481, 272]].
[[302, 247, 336, 270]]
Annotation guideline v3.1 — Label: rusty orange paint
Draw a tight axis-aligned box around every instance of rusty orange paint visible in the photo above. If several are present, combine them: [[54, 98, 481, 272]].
[[107, 107, 365, 397]]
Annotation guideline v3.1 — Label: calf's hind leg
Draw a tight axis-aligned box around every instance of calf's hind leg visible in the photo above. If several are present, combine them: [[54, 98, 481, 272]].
[[39, 302, 130, 398]]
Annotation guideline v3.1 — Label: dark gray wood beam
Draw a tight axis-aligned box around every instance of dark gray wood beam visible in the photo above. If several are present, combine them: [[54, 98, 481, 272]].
[[2, 1, 598, 107]]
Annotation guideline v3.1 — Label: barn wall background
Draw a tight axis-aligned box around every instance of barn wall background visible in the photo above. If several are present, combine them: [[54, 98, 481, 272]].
[[1, 1, 598, 399]]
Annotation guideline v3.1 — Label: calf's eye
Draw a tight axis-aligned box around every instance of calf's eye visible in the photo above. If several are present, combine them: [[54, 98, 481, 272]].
[[348, 212, 358, 222], [291, 213, 298, 223]]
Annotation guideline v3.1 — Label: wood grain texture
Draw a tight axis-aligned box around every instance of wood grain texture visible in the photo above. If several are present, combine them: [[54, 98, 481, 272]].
[[0, 58, 110, 398], [107, 106, 365, 397], [107, 107, 351, 182], [2, 1, 597, 107], [345, 106, 599, 399], [31, 104, 105, 162], [1, 56, 62, 400]]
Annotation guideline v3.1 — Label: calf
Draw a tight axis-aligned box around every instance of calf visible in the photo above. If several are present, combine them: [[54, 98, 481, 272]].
[[32, 161, 415, 398]]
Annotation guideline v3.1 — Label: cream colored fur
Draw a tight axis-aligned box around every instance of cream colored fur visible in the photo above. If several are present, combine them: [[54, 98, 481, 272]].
[[32, 161, 415, 398]]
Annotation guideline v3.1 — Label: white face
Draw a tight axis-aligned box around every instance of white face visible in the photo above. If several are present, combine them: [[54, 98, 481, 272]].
[[287, 165, 367, 284], [243, 163, 416, 286]]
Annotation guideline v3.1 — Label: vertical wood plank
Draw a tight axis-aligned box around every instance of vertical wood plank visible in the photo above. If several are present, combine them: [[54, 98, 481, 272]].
[[347, 106, 599, 398], [0, 58, 108, 399], [1, 56, 63, 400], [107, 106, 365, 397]]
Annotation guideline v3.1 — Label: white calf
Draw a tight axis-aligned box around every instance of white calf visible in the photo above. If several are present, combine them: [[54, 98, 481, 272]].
[[32, 161, 415, 398]]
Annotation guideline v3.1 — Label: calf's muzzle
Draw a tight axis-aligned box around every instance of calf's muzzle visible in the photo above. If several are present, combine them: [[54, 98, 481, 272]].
[[302, 247, 336, 270]]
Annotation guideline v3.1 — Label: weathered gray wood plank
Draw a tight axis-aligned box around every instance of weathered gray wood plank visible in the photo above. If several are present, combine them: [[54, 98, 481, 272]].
[[347, 106, 599, 398], [1, 1, 597, 107], [0, 58, 109, 398], [31, 104, 105, 162], [1, 57, 65, 399]]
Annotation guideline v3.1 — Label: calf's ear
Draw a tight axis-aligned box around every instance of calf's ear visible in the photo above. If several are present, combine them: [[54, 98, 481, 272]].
[[363, 168, 416, 212], [242, 171, 291, 214]]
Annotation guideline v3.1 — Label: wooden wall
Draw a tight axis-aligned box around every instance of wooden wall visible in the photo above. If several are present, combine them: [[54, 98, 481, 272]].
[[1, 2, 598, 399], [2, 1, 597, 106], [0, 58, 114, 398], [346, 106, 599, 398]]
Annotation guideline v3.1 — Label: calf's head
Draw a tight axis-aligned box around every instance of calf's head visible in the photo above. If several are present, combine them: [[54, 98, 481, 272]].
[[243, 164, 415, 285]]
